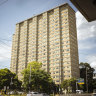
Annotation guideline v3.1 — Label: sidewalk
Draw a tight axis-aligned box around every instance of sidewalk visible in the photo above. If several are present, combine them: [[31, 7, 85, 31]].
[[55, 93, 92, 96]]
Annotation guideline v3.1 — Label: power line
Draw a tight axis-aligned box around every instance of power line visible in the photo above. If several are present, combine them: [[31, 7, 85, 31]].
[[0, 52, 11, 59], [0, 43, 10, 48], [0, 39, 12, 41], [0, 40, 11, 47], [0, 65, 10, 69], [0, 55, 10, 59]]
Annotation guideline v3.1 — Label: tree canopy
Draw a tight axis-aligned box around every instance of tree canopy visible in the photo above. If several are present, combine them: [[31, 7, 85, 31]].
[[61, 78, 76, 93], [79, 62, 95, 92], [22, 61, 55, 93], [0, 68, 22, 90]]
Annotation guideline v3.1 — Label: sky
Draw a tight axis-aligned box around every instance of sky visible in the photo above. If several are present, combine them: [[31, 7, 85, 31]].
[[0, 0, 96, 71]]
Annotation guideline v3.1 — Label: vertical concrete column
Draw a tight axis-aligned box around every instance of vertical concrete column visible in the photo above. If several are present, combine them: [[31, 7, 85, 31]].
[[10, 24, 20, 75]]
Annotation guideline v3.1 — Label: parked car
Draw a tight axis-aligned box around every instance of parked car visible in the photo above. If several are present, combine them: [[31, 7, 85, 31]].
[[27, 93, 32, 96], [27, 92, 49, 96], [93, 89, 96, 96], [27, 92, 40, 96], [8, 91, 15, 95], [17, 91, 24, 95], [76, 90, 83, 94]]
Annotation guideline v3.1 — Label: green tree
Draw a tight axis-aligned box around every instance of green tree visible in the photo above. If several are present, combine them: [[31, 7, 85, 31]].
[[69, 78, 76, 92], [61, 78, 76, 92], [0, 68, 22, 90], [61, 79, 69, 91], [93, 79, 96, 90], [22, 61, 55, 93], [79, 62, 95, 92]]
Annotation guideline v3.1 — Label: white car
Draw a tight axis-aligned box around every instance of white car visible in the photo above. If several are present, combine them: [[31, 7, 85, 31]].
[[27, 93, 32, 96], [8, 91, 15, 95], [93, 89, 96, 96], [76, 90, 83, 94], [27, 92, 41, 96], [17, 91, 24, 95], [27, 92, 49, 96]]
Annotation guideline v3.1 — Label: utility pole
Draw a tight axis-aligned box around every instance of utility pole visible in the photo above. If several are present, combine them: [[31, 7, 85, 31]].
[[59, 58, 61, 96], [9, 77, 13, 96], [86, 67, 88, 93], [76, 81, 78, 91], [29, 65, 31, 92], [10, 77, 13, 90]]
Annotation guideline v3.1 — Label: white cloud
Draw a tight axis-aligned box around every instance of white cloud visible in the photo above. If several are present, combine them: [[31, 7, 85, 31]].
[[76, 11, 96, 40], [76, 11, 96, 70], [76, 11, 96, 52], [78, 39, 96, 50], [78, 42, 96, 50], [86, 55, 96, 69], [0, 42, 11, 62]]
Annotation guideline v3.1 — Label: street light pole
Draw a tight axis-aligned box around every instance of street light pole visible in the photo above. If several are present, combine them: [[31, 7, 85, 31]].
[[9, 77, 13, 96], [29, 65, 31, 93], [59, 58, 61, 96], [86, 67, 88, 93], [10, 77, 13, 90], [76, 81, 78, 90]]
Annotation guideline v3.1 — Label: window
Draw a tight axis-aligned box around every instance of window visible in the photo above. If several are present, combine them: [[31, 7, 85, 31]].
[[66, 41, 69, 43], [66, 49, 70, 51], [66, 45, 70, 47], [43, 64, 46, 66], [65, 22, 68, 24], [64, 75, 70, 77], [56, 67, 59, 69], [56, 42, 59, 45], [56, 76, 59, 78], [55, 21, 58, 23], [64, 11, 67, 13], [43, 61, 46, 63], [55, 28, 58, 30], [53, 76, 55, 78]]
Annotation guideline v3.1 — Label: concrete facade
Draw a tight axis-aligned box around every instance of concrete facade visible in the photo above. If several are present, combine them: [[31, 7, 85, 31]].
[[10, 3, 80, 84]]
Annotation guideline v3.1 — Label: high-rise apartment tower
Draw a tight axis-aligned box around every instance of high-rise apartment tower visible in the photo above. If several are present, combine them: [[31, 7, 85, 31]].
[[10, 3, 79, 84]]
